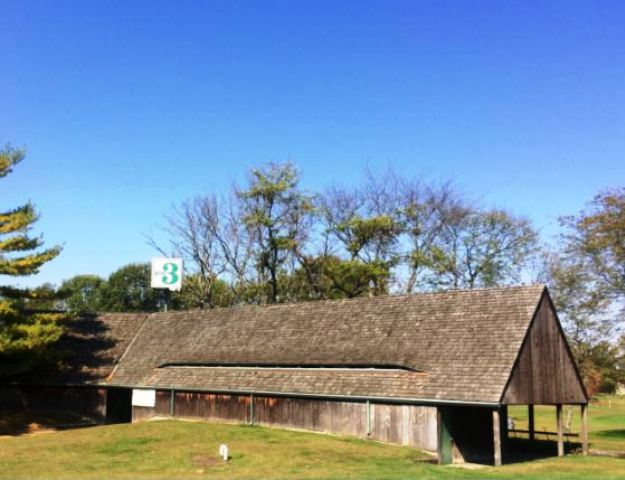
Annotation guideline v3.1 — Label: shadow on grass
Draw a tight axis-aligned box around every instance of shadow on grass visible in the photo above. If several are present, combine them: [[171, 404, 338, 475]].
[[596, 429, 625, 439], [503, 437, 581, 465], [0, 411, 98, 436]]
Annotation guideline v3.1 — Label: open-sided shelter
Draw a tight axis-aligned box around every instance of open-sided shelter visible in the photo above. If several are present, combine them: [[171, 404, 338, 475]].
[[1, 285, 588, 465]]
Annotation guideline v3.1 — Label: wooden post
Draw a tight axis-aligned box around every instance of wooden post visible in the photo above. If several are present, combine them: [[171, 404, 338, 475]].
[[249, 394, 254, 425], [437, 407, 452, 465], [493, 409, 502, 467], [365, 400, 371, 438], [528, 404, 535, 441], [556, 404, 564, 457], [581, 404, 589, 455], [500, 405, 508, 452], [437, 407, 443, 464], [170, 389, 175, 417]]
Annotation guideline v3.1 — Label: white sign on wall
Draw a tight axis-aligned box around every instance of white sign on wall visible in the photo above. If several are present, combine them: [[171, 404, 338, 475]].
[[151, 257, 183, 291], [132, 389, 156, 407]]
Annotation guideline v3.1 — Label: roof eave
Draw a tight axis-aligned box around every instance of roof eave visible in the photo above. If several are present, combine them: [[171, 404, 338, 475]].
[[105, 381, 500, 407]]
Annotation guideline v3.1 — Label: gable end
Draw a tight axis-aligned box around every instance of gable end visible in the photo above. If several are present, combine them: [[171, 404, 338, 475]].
[[501, 290, 588, 405]]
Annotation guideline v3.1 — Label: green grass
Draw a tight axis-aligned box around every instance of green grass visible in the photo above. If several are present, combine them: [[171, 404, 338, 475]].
[[508, 395, 625, 452], [0, 417, 624, 479]]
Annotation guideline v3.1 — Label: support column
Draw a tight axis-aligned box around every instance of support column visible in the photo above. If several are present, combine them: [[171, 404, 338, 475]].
[[493, 408, 502, 467], [170, 389, 175, 417], [581, 404, 589, 455], [249, 394, 254, 425], [437, 407, 452, 465], [528, 404, 535, 441], [556, 404, 564, 457]]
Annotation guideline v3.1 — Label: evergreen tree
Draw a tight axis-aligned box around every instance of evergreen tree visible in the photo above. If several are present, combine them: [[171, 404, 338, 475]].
[[0, 145, 64, 376]]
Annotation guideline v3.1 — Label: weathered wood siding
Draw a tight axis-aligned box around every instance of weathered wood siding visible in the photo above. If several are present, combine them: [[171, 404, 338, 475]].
[[0, 386, 106, 419], [370, 403, 437, 450], [502, 295, 587, 405], [131, 390, 437, 451], [175, 392, 250, 422], [254, 396, 365, 438]]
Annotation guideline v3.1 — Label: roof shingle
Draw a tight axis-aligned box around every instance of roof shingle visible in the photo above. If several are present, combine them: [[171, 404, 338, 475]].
[[108, 285, 545, 404]]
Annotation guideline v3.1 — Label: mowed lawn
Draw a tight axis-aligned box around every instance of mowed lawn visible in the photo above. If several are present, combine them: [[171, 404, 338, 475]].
[[1, 414, 625, 480], [508, 395, 625, 452]]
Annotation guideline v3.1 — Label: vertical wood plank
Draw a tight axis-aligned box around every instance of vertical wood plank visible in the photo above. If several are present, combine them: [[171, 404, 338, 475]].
[[502, 296, 587, 405], [493, 409, 502, 467], [581, 404, 589, 455], [500, 405, 508, 453], [528, 404, 535, 441], [556, 404, 564, 457], [437, 407, 444, 464]]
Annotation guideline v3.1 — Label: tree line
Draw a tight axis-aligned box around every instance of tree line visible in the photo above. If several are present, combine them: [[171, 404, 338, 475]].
[[54, 163, 539, 310], [1, 147, 623, 394]]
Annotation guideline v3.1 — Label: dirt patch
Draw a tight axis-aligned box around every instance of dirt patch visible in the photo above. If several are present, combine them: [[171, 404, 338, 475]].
[[191, 453, 227, 468], [590, 449, 625, 458]]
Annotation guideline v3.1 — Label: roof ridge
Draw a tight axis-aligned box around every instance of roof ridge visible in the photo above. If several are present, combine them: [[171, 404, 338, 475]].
[[148, 283, 546, 316]]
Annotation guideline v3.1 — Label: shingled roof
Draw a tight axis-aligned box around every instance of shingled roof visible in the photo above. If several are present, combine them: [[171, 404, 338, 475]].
[[14, 313, 148, 385], [105, 284, 547, 405]]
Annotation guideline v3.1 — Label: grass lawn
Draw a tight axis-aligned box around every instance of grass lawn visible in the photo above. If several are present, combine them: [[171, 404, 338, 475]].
[[508, 395, 625, 452], [0, 416, 624, 480]]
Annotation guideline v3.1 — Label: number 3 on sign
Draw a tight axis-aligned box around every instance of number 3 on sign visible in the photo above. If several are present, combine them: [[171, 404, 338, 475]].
[[162, 262, 179, 285], [151, 257, 183, 291]]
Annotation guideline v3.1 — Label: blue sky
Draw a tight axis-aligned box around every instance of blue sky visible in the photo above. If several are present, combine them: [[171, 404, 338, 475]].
[[1, 0, 624, 287]]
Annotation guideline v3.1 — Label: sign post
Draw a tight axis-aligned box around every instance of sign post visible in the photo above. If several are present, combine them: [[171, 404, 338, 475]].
[[151, 257, 183, 311]]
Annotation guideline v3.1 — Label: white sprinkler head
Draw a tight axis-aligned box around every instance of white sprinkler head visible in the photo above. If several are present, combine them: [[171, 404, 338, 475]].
[[219, 444, 229, 461]]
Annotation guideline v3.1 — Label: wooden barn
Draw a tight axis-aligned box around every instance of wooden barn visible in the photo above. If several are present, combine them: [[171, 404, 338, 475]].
[[0, 285, 588, 465]]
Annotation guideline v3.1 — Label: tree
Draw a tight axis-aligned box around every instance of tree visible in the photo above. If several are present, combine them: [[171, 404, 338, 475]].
[[98, 264, 162, 312], [427, 209, 538, 290], [320, 181, 401, 298], [148, 195, 227, 309], [563, 188, 625, 300], [401, 182, 466, 293], [548, 188, 625, 394], [58, 275, 105, 314], [0, 145, 64, 376], [238, 163, 315, 303], [173, 273, 233, 310], [154, 163, 541, 303]]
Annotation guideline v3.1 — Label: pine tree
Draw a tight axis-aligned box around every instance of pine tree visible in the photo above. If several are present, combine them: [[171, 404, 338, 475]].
[[0, 145, 64, 376]]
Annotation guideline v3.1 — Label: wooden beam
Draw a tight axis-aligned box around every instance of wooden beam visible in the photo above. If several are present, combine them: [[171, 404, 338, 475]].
[[508, 428, 578, 438], [249, 394, 255, 425], [500, 405, 508, 451], [437, 408, 444, 464], [556, 404, 564, 456], [528, 404, 535, 441], [437, 407, 452, 465], [581, 404, 589, 455], [493, 409, 502, 467]]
